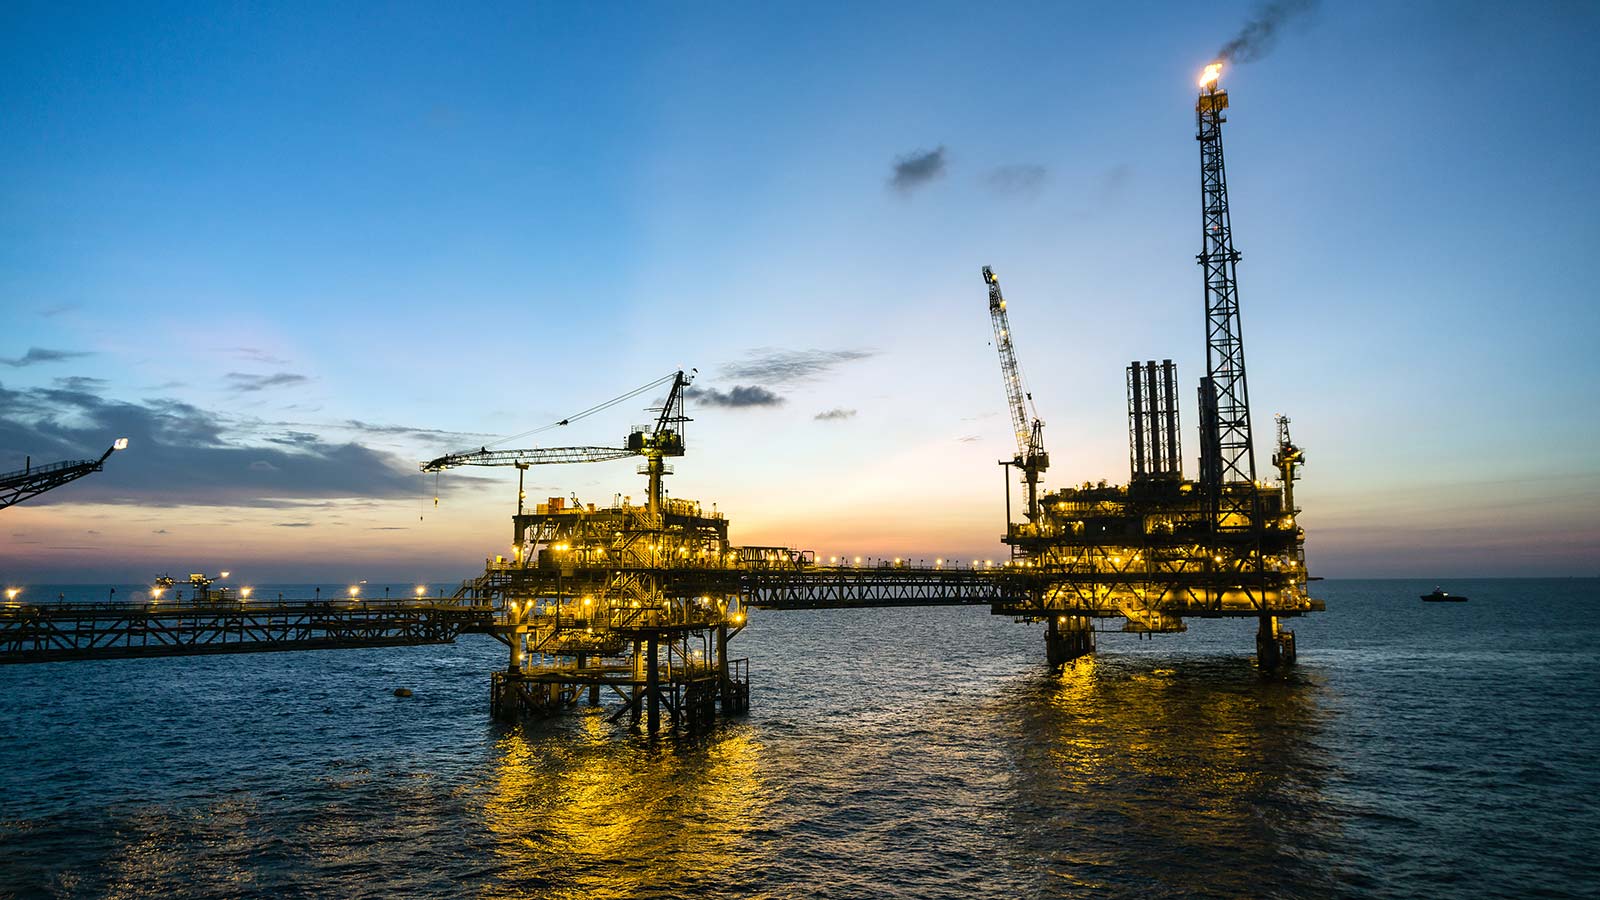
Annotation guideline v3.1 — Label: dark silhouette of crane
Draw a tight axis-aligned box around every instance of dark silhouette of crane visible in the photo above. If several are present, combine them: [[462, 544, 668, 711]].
[[983, 266, 1048, 522], [1, 439, 128, 510]]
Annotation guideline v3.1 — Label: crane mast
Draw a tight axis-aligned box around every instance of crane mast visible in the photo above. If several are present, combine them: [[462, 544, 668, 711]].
[[983, 266, 1047, 521]]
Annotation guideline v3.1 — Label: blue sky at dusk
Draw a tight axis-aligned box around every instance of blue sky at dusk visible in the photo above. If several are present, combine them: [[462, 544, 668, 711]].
[[2, 1, 1596, 581]]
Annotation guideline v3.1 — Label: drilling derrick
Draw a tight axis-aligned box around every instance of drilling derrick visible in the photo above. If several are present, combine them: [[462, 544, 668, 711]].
[[991, 64, 1319, 670], [1196, 64, 1258, 533], [425, 370, 750, 733], [984, 266, 1048, 522]]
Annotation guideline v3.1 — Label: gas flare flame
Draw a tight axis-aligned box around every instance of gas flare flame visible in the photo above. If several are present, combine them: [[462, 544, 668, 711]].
[[1199, 62, 1223, 88]]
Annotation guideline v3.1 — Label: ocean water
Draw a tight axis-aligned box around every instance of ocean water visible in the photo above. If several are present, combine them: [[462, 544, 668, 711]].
[[1, 578, 1596, 899]]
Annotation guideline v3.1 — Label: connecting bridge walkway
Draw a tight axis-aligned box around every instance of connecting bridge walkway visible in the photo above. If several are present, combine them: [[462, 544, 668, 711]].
[[0, 600, 495, 664]]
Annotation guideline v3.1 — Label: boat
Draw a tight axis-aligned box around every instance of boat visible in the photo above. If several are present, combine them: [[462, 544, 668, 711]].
[[1421, 587, 1468, 602]]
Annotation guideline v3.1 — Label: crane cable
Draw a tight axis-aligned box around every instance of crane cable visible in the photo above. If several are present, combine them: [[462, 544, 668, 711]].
[[484, 372, 677, 449], [426, 372, 680, 512]]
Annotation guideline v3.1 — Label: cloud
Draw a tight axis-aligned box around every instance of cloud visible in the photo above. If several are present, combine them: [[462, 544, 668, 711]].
[[720, 348, 874, 385], [1216, 0, 1318, 64], [0, 380, 427, 507], [40, 304, 79, 318], [229, 347, 288, 365], [985, 164, 1048, 195], [267, 431, 321, 447], [958, 435, 981, 443], [685, 385, 784, 408], [1, 347, 93, 367], [226, 372, 310, 392], [274, 522, 313, 528], [889, 146, 947, 192], [342, 419, 495, 442], [814, 408, 857, 421], [53, 376, 109, 393]]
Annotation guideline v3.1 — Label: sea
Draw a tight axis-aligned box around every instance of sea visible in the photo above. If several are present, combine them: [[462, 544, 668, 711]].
[[1, 578, 1596, 899]]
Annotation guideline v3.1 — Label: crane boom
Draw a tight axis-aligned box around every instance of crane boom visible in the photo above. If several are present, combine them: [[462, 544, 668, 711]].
[[983, 266, 1047, 521], [421, 446, 635, 472]]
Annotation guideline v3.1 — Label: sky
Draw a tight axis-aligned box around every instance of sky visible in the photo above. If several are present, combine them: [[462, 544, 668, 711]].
[[1, 0, 1597, 583]]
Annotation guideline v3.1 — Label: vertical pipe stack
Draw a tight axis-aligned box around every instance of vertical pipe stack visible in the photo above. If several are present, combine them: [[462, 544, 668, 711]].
[[1127, 360, 1184, 481]]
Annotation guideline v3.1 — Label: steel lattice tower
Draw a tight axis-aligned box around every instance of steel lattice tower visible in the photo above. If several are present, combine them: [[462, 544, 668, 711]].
[[1196, 74, 1259, 531]]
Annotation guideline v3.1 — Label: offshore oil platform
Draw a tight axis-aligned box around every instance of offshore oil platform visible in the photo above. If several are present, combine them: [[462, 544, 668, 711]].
[[418, 371, 752, 733], [0, 63, 1319, 735], [984, 61, 1319, 669]]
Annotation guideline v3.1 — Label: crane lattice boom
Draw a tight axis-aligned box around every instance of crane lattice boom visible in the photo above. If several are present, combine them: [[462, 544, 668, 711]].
[[421, 446, 635, 472], [985, 266, 1036, 460], [983, 266, 1047, 521]]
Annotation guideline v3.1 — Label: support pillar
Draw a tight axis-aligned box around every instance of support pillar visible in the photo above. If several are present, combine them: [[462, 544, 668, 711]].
[[1256, 614, 1296, 671], [646, 633, 660, 734], [1046, 615, 1094, 669], [717, 623, 730, 710]]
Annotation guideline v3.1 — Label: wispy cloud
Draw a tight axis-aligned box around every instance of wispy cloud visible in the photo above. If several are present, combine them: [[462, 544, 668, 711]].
[[53, 376, 109, 393], [342, 419, 496, 442], [686, 385, 784, 408], [274, 522, 313, 528], [1, 347, 92, 368], [814, 408, 857, 421], [229, 347, 288, 366], [985, 164, 1048, 196], [720, 349, 874, 385], [889, 146, 947, 193], [226, 372, 310, 392]]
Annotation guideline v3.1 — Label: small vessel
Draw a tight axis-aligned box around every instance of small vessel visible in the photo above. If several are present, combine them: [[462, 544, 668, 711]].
[[1421, 587, 1468, 603]]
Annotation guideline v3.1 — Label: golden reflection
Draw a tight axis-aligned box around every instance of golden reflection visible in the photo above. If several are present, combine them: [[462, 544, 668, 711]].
[[1004, 656, 1328, 893], [480, 717, 770, 900]]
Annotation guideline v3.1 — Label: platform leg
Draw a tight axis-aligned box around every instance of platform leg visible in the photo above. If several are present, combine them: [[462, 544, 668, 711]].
[[1046, 616, 1094, 669], [1257, 615, 1296, 671], [646, 634, 660, 735]]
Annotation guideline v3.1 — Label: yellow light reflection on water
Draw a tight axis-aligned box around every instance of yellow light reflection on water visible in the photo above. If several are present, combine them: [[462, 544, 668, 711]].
[[480, 717, 770, 900], [1010, 655, 1325, 893]]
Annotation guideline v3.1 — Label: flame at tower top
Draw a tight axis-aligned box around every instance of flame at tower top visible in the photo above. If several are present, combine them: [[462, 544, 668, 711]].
[[1199, 62, 1223, 89]]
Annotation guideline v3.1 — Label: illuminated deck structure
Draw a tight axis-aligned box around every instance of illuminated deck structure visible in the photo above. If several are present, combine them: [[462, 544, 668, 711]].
[[458, 493, 749, 734]]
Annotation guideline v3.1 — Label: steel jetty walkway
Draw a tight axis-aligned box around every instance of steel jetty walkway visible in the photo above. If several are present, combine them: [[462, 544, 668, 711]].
[[737, 554, 1003, 609], [0, 599, 495, 664]]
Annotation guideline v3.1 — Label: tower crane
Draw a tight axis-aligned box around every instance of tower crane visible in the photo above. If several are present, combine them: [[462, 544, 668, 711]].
[[421, 370, 693, 515], [983, 266, 1048, 521], [1, 439, 128, 510]]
